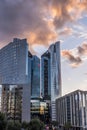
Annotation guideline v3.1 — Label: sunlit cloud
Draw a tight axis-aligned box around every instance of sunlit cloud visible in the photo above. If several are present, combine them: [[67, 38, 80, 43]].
[[62, 41, 87, 68], [73, 24, 87, 39], [0, 0, 87, 53], [61, 50, 82, 68], [78, 42, 87, 55], [58, 27, 73, 37]]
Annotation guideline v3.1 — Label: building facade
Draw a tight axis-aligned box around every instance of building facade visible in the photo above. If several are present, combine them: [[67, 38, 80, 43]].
[[56, 90, 87, 129], [41, 41, 61, 121], [1, 38, 31, 122], [31, 56, 40, 98], [1, 85, 22, 122], [31, 97, 50, 124], [41, 51, 50, 100]]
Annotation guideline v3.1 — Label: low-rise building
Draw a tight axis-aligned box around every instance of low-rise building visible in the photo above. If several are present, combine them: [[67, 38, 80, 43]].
[[56, 90, 87, 129]]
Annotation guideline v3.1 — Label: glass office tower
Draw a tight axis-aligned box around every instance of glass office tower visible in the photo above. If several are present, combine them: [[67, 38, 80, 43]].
[[31, 56, 40, 98], [41, 51, 50, 99], [41, 41, 61, 121], [1, 38, 31, 122]]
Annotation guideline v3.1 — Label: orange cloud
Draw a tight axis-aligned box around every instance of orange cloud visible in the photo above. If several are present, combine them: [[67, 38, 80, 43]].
[[49, 0, 87, 29], [62, 50, 82, 68], [78, 42, 87, 55], [0, 0, 87, 53], [62, 41, 87, 68], [59, 27, 73, 36], [28, 29, 57, 46]]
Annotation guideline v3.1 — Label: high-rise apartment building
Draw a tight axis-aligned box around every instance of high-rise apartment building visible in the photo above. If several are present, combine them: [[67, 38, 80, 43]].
[[56, 90, 87, 129], [41, 41, 61, 121], [1, 38, 31, 122]]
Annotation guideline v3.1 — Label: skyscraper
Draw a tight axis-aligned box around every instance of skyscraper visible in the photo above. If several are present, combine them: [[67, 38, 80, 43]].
[[31, 56, 40, 98], [41, 41, 61, 121], [1, 38, 31, 122], [41, 51, 50, 99]]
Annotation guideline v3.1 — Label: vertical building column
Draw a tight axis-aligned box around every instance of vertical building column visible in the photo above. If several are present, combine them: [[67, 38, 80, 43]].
[[22, 84, 30, 122], [72, 94, 75, 126], [51, 101, 56, 121], [85, 94, 87, 126], [81, 93, 84, 127]]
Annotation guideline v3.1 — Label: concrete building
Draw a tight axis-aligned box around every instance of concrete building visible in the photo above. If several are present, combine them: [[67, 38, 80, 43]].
[[56, 90, 87, 129], [1, 38, 31, 122], [41, 41, 61, 121], [2, 85, 22, 122]]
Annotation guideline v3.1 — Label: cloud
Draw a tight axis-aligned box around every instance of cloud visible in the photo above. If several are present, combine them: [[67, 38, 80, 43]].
[[0, 0, 87, 52], [50, 0, 87, 29], [77, 42, 87, 55], [62, 50, 82, 68], [0, 0, 57, 48], [58, 27, 73, 36], [51, 0, 74, 29], [62, 41, 87, 68]]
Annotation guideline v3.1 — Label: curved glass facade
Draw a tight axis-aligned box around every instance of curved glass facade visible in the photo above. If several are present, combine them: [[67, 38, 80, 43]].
[[49, 42, 61, 101], [41, 41, 61, 121]]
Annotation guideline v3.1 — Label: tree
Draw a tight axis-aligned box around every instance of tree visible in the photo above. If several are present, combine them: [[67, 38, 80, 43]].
[[51, 120, 58, 127], [64, 122, 72, 130], [22, 121, 29, 130], [51, 121, 59, 130], [0, 112, 7, 130], [7, 121, 21, 130], [28, 118, 44, 130]]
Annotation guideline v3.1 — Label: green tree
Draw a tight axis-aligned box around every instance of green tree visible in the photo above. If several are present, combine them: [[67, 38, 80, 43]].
[[51, 120, 58, 127], [22, 121, 29, 130], [0, 112, 7, 130], [7, 121, 21, 130], [28, 118, 44, 130], [64, 122, 71, 130], [51, 121, 59, 130]]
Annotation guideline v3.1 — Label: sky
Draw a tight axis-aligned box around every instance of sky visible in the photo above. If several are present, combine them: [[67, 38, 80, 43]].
[[0, 0, 87, 95]]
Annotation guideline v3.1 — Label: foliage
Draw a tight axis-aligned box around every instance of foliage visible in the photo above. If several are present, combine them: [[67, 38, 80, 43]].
[[22, 121, 29, 129], [7, 121, 21, 130], [0, 112, 5, 120], [51, 120, 58, 127], [28, 118, 44, 130], [64, 122, 71, 130], [0, 112, 45, 130], [0, 112, 7, 130]]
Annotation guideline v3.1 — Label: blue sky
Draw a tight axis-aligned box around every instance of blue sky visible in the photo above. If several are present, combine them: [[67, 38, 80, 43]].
[[0, 0, 87, 95], [61, 17, 87, 95], [33, 8, 87, 95]]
